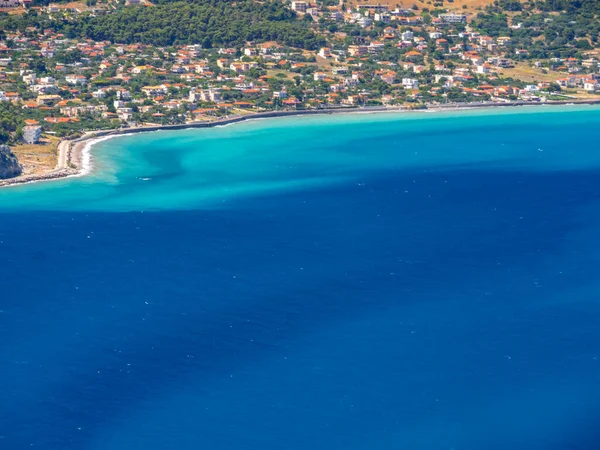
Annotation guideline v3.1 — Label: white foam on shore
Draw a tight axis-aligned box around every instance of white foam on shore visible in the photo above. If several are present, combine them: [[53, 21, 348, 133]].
[[73, 134, 121, 178]]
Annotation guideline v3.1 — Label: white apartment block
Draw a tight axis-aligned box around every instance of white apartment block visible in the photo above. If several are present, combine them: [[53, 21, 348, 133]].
[[23, 125, 42, 144], [0, 0, 20, 8], [291, 1, 307, 12], [402, 78, 419, 89], [440, 13, 466, 23]]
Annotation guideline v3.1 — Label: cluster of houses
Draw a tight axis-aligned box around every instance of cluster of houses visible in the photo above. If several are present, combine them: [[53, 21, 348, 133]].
[[1, 0, 600, 138], [0, 0, 31, 8]]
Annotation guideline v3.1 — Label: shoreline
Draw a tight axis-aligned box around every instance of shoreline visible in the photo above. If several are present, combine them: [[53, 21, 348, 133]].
[[2, 99, 600, 188]]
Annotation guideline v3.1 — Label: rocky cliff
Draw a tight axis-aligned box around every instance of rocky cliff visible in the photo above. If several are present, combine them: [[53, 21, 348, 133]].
[[0, 145, 23, 180]]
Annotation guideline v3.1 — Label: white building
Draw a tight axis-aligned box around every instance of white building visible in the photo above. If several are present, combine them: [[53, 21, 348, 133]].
[[290, 1, 307, 12], [434, 74, 452, 83], [0, 91, 9, 102], [116, 107, 133, 120], [40, 47, 55, 58], [32, 83, 59, 94], [440, 13, 466, 23], [22, 125, 42, 144], [22, 73, 37, 85], [190, 87, 222, 102], [348, 45, 368, 57], [273, 89, 288, 99], [374, 12, 391, 22], [369, 41, 385, 53], [360, 4, 388, 12], [401, 30, 414, 41], [402, 78, 419, 89], [314, 71, 327, 81], [357, 17, 372, 27], [189, 87, 201, 102], [65, 74, 87, 85], [116, 89, 131, 100], [0, 0, 20, 8], [318, 48, 332, 58], [330, 11, 343, 21], [202, 88, 222, 102], [141, 85, 168, 97]]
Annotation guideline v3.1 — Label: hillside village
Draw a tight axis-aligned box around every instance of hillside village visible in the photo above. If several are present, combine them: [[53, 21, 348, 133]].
[[1, 0, 600, 166]]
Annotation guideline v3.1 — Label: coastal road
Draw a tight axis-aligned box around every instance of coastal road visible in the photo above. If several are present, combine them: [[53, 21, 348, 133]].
[[56, 132, 98, 171], [56, 140, 69, 170]]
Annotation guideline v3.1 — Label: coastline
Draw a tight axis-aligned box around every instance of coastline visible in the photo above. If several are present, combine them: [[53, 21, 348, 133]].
[[2, 99, 600, 188]]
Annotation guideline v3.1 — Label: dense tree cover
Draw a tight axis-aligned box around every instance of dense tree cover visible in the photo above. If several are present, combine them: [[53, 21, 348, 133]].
[[80, 0, 325, 49], [495, 0, 523, 11], [0, 102, 21, 131], [0, 104, 23, 144], [471, 13, 509, 37], [536, 0, 600, 13], [1, 0, 325, 49], [470, 0, 600, 58], [0, 9, 60, 35]]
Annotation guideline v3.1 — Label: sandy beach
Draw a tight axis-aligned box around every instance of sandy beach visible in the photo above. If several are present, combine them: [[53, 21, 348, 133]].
[[2, 99, 600, 188]]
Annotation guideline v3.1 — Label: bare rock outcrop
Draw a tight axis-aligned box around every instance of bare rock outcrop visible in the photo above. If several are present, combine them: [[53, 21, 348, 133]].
[[0, 145, 23, 180]]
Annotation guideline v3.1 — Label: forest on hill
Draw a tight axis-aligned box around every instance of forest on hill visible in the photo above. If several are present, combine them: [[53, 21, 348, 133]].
[[469, 0, 600, 58], [81, 0, 325, 48], [1, 0, 326, 49]]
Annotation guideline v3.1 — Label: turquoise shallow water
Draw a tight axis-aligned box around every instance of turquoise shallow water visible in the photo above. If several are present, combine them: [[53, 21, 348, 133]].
[[1, 106, 600, 449], [4, 105, 600, 211]]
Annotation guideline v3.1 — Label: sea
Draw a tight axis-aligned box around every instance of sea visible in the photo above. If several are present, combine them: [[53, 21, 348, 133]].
[[1, 106, 600, 450]]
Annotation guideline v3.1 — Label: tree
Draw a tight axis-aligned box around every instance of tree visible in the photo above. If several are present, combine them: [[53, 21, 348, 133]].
[[575, 39, 592, 49], [0, 130, 9, 145], [65, 0, 325, 49], [547, 82, 561, 92]]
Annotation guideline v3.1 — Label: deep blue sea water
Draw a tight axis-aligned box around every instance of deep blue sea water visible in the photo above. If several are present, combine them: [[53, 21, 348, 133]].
[[1, 107, 600, 449]]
